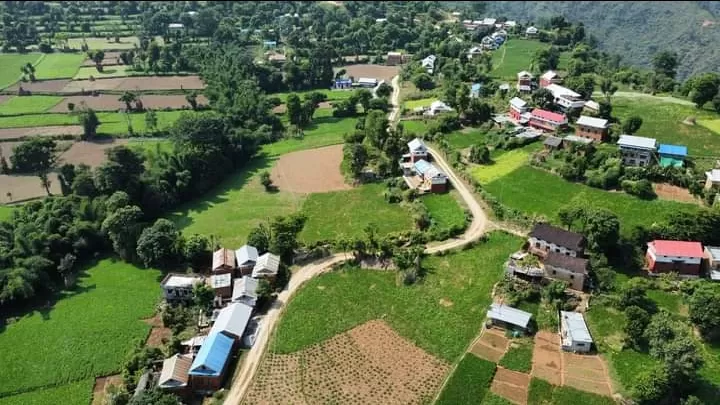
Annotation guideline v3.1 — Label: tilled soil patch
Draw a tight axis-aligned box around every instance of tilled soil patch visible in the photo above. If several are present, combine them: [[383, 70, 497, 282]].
[[59, 139, 130, 167], [81, 52, 124, 67], [1, 173, 62, 203], [60, 75, 206, 93], [490, 367, 530, 405], [50, 94, 209, 112], [5, 79, 72, 94], [271, 144, 351, 194], [531, 331, 562, 386], [91, 374, 122, 405], [0, 125, 83, 141], [340, 64, 400, 82]]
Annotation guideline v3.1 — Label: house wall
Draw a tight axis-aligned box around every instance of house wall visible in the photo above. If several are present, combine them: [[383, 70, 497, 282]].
[[212, 265, 234, 276], [528, 117, 566, 132], [214, 285, 233, 298], [163, 286, 194, 301], [238, 265, 254, 276], [544, 265, 585, 290], [575, 124, 607, 142], [646, 251, 701, 276], [190, 375, 224, 393], [540, 77, 561, 88], [555, 96, 585, 110], [430, 182, 448, 193], [620, 147, 653, 166], [528, 237, 580, 257]]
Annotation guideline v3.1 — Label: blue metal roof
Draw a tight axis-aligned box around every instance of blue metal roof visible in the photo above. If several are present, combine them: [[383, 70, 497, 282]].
[[414, 159, 432, 175], [471, 83, 482, 91], [658, 144, 687, 157], [189, 331, 233, 377], [335, 78, 352, 84]]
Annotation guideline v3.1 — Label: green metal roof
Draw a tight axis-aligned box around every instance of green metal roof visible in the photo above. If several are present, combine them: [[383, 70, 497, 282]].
[[659, 157, 684, 168]]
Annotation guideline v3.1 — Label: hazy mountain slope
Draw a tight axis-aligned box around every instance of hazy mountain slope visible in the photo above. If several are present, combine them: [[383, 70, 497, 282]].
[[480, 1, 720, 80]]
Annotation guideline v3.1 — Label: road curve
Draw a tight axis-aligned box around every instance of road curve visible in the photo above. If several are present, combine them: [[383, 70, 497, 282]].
[[224, 76, 491, 405]]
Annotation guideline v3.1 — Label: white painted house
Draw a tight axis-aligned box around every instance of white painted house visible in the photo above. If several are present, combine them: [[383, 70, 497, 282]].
[[252, 253, 281, 279], [546, 84, 585, 110], [425, 100, 454, 116], [560, 311, 593, 353], [617, 135, 657, 167], [160, 274, 203, 302], [421, 55, 437, 74]]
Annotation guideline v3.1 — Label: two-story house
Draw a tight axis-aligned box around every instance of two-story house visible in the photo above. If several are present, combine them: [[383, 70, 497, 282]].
[[160, 274, 203, 302], [528, 109, 568, 132], [646, 240, 703, 277], [546, 84, 585, 111], [617, 135, 657, 167], [575, 116, 609, 143], [544, 252, 589, 291], [508, 97, 528, 121], [539, 70, 562, 87], [516, 71, 533, 93], [528, 223, 585, 258]]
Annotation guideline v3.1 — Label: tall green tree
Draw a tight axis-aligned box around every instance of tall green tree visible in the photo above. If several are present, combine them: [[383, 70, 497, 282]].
[[78, 108, 100, 140], [622, 116, 643, 134], [101, 205, 144, 261], [687, 283, 720, 341], [653, 51, 679, 79], [10, 138, 58, 195], [136, 219, 182, 269]]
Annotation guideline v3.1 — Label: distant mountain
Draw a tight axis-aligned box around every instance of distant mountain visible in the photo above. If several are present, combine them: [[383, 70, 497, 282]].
[[475, 1, 720, 80]]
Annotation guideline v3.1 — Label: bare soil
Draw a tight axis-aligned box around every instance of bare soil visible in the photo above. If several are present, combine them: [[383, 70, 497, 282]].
[[61, 75, 206, 93], [0, 126, 84, 141], [271, 144, 351, 194], [340, 64, 400, 82], [82, 52, 124, 67], [50, 94, 209, 112], [243, 320, 450, 405], [0, 173, 61, 203], [469, 328, 510, 362], [5, 79, 72, 93], [653, 183, 698, 204], [91, 374, 122, 405], [531, 331, 562, 386], [143, 315, 172, 348], [491, 367, 530, 405], [59, 139, 130, 167]]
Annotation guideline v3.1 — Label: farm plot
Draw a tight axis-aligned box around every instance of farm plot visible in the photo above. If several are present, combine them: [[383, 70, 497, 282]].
[[0, 96, 63, 115], [262, 116, 357, 157], [491, 367, 531, 405], [4, 79, 71, 94], [244, 320, 449, 405], [527, 378, 615, 405], [33, 53, 85, 80], [58, 139, 130, 167], [0, 125, 84, 140], [81, 51, 123, 67], [0, 173, 60, 203], [0, 205, 14, 222], [339, 64, 400, 82], [50, 94, 209, 112], [491, 39, 549, 80], [0, 259, 160, 397], [73, 65, 138, 80], [436, 354, 497, 405], [0, 378, 93, 405], [471, 144, 539, 184], [270, 144, 350, 194], [470, 328, 510, 362], [422, 192, 467, 230], [0, 53, 42, 90], [531, 331, 563, 386], [61, 75, 205, 93], [66, 36, 163, 50]]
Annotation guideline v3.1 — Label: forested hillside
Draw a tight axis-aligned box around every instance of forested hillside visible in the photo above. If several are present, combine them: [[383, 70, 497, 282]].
[[475, 1, 720, 79]]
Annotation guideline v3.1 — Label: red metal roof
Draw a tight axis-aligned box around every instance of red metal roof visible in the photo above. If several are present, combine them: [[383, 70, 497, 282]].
[[649, 240, 704, 258], [531, 108, 566, 123]]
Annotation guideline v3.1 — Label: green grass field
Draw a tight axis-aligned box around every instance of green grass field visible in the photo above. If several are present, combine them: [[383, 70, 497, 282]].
[[0, 53, 42, 89], [0, 96, 63, 115], [66, 36, 163, 50], [0, 259, 160, 398], [491, 39, 548, 80], [482, 392, 515, 405], [445, 129, 488, 150], [528, 378, 615, 405], [484, 166, 697, 236], [422, 192, 467, 230], [299, 183, 414, 243], [270, 89, 357, 103], [436, 354, 497, 405], [400, 119, 431, 135], [0, 206, 14, 222], [33, 53, 85, 79], [404, 97, 435, 110], [471, 144, 539, 184], [272, 232, 521, 361], [499, 339, 534, 373], [262, 116, 357, 157], [0, 378, 93, 405], [73, 64, 136, 79], [0, 110, 186, 135]]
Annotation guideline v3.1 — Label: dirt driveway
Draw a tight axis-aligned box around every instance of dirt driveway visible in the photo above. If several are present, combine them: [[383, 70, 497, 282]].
[[270, 144, 351, 194], [469, 328, 509, 362]]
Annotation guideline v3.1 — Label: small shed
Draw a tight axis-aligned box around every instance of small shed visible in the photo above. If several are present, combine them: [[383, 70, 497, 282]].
[[658, 144, 687, 168], [333, 78, 352, 90], [470, 83, 482, 98], [158, 354, 192, 392], [252, 253, 281, 280], [487, 303, 532, 332], [212, 248, 235, 275], [263, 40, 277, 49], [704, 246, 720, 281], [560, 311, 593, 352], [544, 136, 563, 150], [232, 276, 260, 307], [235, 245, 259, 275]]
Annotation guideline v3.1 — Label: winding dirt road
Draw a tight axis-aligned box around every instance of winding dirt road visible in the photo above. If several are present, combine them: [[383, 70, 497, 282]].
[[224, 76, 492, 404]]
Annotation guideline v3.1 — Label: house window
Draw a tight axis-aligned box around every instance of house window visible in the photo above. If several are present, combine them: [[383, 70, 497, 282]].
[[570, 275, 575, 279], [577, 343, 585, 347], [555, 248, 560, 253], [535, 242, 541, 248], [552, 270, 557, 275]]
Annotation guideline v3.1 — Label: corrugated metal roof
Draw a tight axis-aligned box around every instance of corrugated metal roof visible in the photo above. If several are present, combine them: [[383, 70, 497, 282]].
[[211, 302, 253, 339], [232, 276, 259, 303], [563, 135, 593, 145], [189, 332, 234, 377], [517, 70, 533, 79], [235, 245, 259, 266], [658, 144, 688, 157], [706, 246, 720, 260], [576, 116, 608, 128], [648, 240, 703, 258], [487, 303, 532, 328], [210, 273, 232, 288], [584, 100, 599, 110], [531, 109, 566, 123], [560, 311, 592, 343], [408, 138, 426, 153], [510, 97, 527, 109], [541, 70, 558, 80], [212, 248, 235, 271], [546, 84, 580, 98], [617, 135, 656, 150], [414, 159, 432, 175], [158, 354, 191, 388], [252, 253, 280, 277], [544, 136, 562, 147], [707, 169, 720, 182], [471, 83, 482, 91]]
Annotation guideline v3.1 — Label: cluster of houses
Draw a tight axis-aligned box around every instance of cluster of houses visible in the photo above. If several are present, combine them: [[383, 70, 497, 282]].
[[399, 138, 449, 193], [467, 27, 509, 58], [155, 245, 281, 397], [508, 70, 690, 169]]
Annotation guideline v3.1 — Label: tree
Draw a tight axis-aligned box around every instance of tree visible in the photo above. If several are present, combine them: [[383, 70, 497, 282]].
[[10, 138, 58, 195], [688, 73, 720, 108], [542, 280, 568, 308], [144, 110, 158, 134], [599, 78, 618, 101], [21, 62, 36, 82], [92, 50, 105, 72], [531, 47, 560, 73], [285, 93, 307, 127], [192, 283, 214, 313], [136, 219, 182, 269], [128, 388, 179, 405], [622, 116, 643, 134], [468, 144, 491, 164], [78, 108, 100, 140], [247, 223, 271, 253], [119, 91, 137, 112], [565, 74, 595, 99], [713, 93, 720, 113], [364, 110, 389, 149], [644, 311, 703, 384], [94, 146, 145, 197], [355, 89, 373, 112], [343, 142, 368, 178], [464, 99, 493, 125], [532, 88, 554, 110], [653, 51, 679, 79], [184, 234, 210, 271], [687, 283, 720, 341], [186, 91, 199, 110], [412, 73, 434, 91], [376, 82, 392, 98], [631, 365, 671, 405], [624, 305, 651, 350], [101, 205, 143, 261], [598, 100, 612, 120], [269, 213, 307, 264], [260, 170, 273, 191]]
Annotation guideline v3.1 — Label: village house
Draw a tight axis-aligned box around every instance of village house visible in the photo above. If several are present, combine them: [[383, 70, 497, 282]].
[[425, 100, 454, 117], [481, 36, 496, 50], [160, 274, 203, 302], [544, 251, 589, 291], [546, 84, 585, 111], [583, 100, 600, 114], [562, 135, 593, 149], [210, 273, 232, 299], [470, 83, 482, 98], [232, 276, 260, 307], [168, 23, 184, 33], [528, 109, 568, 132], [575, 116, 609, 143], [266, 52, 287, 65], [188, 331, 234, 393], [487, 303, 533, 333], [413, 159, 449, 193], [491, 31, 507, 46], [252, 252, 281, 280], [386, 51, 403, 66], [529, 223, 585, 258], [481, 17, 497, 27], [333, 78, 352, 89], [703, 246, 720, 281], [705, 169, 720, 190], [158, 354, 192, 394], [211, 301, 254, 341], [539, 70, 562, 87], [646, 240, 703, 277], [407, 138, 429, 162], [503, 20, 517, 29], [235, 244, 259, 276], [543, 136, 563, 151], [467, 46, 483, 59], [658, 144, 687, 168], [516, 71, 533, 93], [560, 311, 593, 353], [617, 134, 657, 167], [262, 40, 277, 49], [525, 26, 538, 37], [212, 248, 235, 275], [421, 55, 437, 74], [508, 97, 528, 121], [355, 77, 378, 88]]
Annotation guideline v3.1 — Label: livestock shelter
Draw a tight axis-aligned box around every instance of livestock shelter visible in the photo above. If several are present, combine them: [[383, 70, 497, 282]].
[[487, 303, 533, 333]]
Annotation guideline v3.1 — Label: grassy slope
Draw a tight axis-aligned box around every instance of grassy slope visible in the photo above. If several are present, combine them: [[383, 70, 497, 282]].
[[34, 53, 85, 80], [436, 354, 497, 405], [272, 232, 522, 361], [270, 89, 356, 103], [528, 378, 615, 405], [484, 166, 697, 236], [262, 116, 357, 157], [490, 39, 548, 80], [0, 110, 186, 134], [0, 379, 93, 405], [422, 192, 467, 230], [404, 97, 436, 109], [445, 129, 488, 150], [0, 54, 42, 90], [0, 259, 160, 397], [0, 96, 64, 115], [471, 143, 541, 184]]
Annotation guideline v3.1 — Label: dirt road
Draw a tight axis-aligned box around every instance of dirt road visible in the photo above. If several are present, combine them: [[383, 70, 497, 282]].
[[224, 75, 494, 405]]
